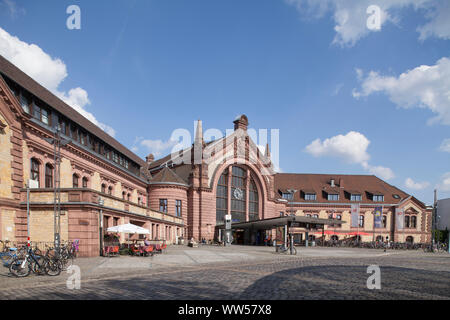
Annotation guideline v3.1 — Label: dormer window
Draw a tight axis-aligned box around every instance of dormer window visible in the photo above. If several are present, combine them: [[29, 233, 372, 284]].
[[351, 194, 362, 201], [305, 193, 316, 201], [20, 93, 30, 113], [327, 193, 339, 201], [282, 193, 293, 200], [373, 195, 384, 202]]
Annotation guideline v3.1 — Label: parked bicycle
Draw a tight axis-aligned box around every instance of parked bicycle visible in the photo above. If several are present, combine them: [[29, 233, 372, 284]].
[[9, 246, 62, 277], [276, 243, 297, 255]]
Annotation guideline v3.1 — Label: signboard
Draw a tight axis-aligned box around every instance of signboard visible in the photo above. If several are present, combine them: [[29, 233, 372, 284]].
[[374, 206, 383, 228], [396, 208, 404, 230], [28, 179, 39, 189], [224, 214, 232, 230], [351, 204, 360, 227]]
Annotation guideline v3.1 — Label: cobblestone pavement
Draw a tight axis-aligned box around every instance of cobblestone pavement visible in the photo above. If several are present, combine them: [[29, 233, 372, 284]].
[[0, 245, 449, 300]]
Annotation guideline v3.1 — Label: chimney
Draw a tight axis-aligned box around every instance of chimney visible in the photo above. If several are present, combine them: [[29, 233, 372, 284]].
[[146, 154, 155, 166], [265, 143, 270, 158], [233, 115, 248, 131], [330, 179, 335, 187], [194, 119, 203, 145], [339, 178, 344, 188]]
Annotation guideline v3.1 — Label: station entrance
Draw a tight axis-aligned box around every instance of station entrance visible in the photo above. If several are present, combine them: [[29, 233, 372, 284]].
[[217, 215, 345, 247]]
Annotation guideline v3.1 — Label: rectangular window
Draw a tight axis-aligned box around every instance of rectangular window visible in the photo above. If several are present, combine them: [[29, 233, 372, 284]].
[[41, 108, 49, 125], [351, 194, 362, 201], [305, 193, 316, 201], [20, 94, 30, 113], [33, 103, 41, 120], [373, 195, 384, 202], [282, 193, 293, 200], [159, 199, 168, 213], [71, 124, 78, 140], [45, 165, 53, 188], [327, 194, 339, 201], [176, 200, 182, 217]]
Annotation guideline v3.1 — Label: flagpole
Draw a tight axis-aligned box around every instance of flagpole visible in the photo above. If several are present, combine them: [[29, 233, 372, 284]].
[[357, 203, 360, 245], [372, 208, 375, 242]]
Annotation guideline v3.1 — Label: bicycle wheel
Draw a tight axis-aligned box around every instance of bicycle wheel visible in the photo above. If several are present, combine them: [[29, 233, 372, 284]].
[[60, 256, 73, 271], [44, 258, 61, 276], [291, 247, 297, 255], [9, 257, 31, 277]]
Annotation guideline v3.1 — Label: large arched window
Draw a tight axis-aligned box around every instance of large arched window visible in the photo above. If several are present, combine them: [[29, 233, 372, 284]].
[[249, 179, 259, 221], [215, 166, 260, 224], [231, 166, 246, 222], [216, 171, 228, 224], [31, 158, 40, 186], [45, 164, 53, 188]]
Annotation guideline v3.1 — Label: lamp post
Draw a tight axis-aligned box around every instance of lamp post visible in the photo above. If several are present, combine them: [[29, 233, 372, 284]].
[[44, 125, 70, 254], [99, 197, 104, 256], [287, 189, 297, 254]]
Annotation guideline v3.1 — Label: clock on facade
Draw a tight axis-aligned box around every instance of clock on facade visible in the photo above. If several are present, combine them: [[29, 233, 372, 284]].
[[233, 188, 244, 200]]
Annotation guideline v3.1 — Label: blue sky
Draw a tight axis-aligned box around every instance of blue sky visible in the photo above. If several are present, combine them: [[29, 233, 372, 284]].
[[1, 0, 449, 204]]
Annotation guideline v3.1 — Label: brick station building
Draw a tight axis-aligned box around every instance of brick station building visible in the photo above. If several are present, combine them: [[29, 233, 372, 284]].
[[0, 55, 431, 256]]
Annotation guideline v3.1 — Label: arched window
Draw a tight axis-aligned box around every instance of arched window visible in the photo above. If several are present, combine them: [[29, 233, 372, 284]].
[[108, 186, 113, 195], [45, 163, 53, 188], [359, 215, 364, 227], [215, 166, 260, 224], [122, 191, 126, 200], [82, 177, 88, 188], [249, 179, 259, 221], [101, 184, 106, 193], [72, 174, 79, 188], [31, 158, 40, 186], [405, 216, 410, 228], [382, 215, 387, 228], [127, 193, 131, 201], [406, 236, 414, 243], [216, 171, 228, 224], [313, 214, 319, 219], [411, 216, 417, 228], [231, 166, 246, 222]]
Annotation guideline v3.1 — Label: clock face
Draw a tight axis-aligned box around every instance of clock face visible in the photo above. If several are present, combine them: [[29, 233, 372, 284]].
[[233, 188, 244, 200]]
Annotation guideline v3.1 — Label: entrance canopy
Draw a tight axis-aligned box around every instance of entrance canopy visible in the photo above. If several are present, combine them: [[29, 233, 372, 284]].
[[217, 215, 345, 231]]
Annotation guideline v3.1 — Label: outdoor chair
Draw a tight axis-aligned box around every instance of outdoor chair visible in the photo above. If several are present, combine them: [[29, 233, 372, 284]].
[[142, 245, 154, 257], [154, 244, 162, 254], [131, 245, 143, 256]]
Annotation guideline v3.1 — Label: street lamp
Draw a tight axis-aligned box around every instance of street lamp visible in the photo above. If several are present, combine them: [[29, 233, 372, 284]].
[[44, 125, 70, 254], [286, 189, 297, 254], [99, 197, 105, 256]]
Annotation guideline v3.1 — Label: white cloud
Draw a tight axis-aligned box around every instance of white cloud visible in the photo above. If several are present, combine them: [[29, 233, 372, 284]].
[[140, 139, 178, 157], [405, 177, 430, 190], [437, 172, 450, 192], [417, 2, 450, 41], [305, 131, 370, 164], [439, 138, 450, 153], [305, 131, 395, 180], [362, 163, 395, 181], [0, 27, 116, 137], [286, 0, 448, 46], [353, 57, 450, 126]]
